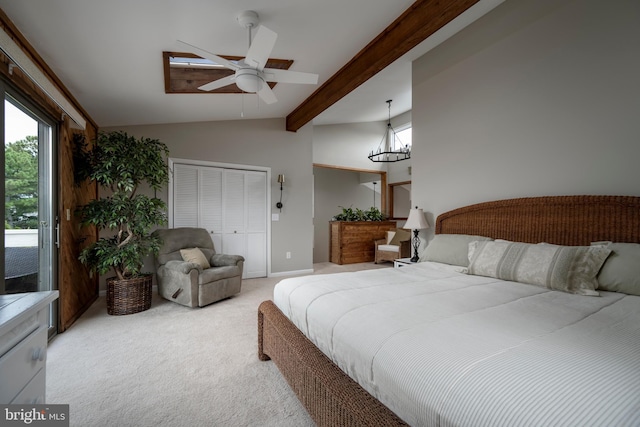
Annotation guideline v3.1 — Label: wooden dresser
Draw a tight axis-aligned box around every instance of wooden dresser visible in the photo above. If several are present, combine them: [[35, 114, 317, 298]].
[[330, 221, 397, 264], [0, 291, 59, 404]]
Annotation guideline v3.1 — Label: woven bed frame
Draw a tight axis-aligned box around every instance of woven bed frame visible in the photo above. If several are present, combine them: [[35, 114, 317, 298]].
[[258, 195, 640, 426]]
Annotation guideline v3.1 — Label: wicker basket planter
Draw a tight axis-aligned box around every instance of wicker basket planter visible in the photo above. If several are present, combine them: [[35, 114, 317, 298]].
[[106, 274, 152, 315]]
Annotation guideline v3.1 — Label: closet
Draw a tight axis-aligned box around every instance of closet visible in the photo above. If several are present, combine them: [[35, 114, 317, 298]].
[[170, 161, 267, 278]]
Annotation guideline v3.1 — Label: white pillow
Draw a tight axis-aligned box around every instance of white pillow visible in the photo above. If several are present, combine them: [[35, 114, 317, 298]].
[[468, 240, 611, 296], [592, 242, 640, 295]]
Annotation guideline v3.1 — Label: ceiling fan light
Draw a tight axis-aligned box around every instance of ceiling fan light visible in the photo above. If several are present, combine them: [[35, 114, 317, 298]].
[[235, 69, 264, 93]]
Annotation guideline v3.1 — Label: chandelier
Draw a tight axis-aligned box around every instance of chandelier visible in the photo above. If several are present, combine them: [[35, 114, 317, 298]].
[[368, 100, 411, 163]]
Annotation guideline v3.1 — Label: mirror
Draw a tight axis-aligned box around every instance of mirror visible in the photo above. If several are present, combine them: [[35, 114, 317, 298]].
[[388, 181, 411, 219]]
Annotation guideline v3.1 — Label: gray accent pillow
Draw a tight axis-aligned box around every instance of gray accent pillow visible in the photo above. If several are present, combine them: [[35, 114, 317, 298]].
[[419, 234, 493, 267], [468, 241, 611, 296], [592, 242, 640, 296]]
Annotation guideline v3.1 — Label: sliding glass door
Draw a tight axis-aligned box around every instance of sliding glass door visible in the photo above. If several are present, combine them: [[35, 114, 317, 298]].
[[2, 90, 57, 331]]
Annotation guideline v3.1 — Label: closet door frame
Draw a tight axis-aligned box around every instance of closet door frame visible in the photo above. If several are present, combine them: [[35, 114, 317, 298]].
[[168, 158, 272, 277]]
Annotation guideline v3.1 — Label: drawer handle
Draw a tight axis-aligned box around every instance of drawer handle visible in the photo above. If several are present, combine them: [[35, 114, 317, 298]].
[[32, 347, 45, 362]]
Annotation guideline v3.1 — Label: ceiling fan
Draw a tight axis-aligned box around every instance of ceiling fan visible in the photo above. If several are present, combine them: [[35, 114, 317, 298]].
[[178, 10, 319, 104]]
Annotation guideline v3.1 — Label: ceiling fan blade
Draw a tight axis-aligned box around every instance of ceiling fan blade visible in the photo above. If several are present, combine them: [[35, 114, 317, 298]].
[[198, 75, 236, 91], [244, 25, 277, 71], [263, 68, 319, 85], [257, 84, 277, 104], [176, 40, 240, 71]]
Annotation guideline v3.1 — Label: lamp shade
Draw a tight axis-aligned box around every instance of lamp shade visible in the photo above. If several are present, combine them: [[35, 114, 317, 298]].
[[277, 174, 285, 184], [404, 207, 429, 230]]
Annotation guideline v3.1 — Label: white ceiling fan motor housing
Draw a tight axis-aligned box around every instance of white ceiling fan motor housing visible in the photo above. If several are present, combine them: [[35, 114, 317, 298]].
[[235, 68, 265, 93]]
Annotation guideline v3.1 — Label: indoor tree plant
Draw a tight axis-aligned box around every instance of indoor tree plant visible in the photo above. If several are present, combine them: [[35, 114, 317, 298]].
[[75, 131, 170, 315]]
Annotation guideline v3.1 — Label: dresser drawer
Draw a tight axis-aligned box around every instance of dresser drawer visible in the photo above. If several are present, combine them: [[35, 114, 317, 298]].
[[10, 368, 45, 404], [0, 325, 47, 403]]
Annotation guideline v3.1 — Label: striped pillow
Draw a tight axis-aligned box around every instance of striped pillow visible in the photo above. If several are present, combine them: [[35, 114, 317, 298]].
[[468, 240, 611, 296]]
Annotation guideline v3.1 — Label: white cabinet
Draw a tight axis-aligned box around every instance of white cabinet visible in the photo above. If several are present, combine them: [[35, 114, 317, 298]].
[[0, 291, 58, 404], [171, 163, 267, 278]]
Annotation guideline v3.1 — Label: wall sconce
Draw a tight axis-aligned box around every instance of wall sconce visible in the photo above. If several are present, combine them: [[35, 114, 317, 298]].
[[276, 174, 285, 211]]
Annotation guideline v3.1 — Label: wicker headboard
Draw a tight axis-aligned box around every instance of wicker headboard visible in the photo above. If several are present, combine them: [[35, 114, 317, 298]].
[[435, 195, 640, 246]]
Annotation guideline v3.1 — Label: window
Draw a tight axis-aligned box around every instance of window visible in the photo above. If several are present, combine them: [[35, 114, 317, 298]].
[[3, 92, 57, 334], [394, 125, 412, 151]]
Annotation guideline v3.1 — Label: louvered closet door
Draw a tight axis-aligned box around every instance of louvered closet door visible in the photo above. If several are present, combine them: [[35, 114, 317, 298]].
[[222, 170, 246, 259], [245, 171, 267, 278], [171, 163, 268, 279], [200, 167, 223, 250], [221, 169, 267, 278], [173, 164, 199, 227]]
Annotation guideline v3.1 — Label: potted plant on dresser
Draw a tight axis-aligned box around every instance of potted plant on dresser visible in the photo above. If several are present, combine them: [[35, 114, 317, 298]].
[[75, 131, 170, 315]]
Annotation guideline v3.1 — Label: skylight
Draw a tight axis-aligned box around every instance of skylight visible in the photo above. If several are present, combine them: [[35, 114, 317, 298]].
[[168, 56, 227, 69], [162, 51, 293, 94]]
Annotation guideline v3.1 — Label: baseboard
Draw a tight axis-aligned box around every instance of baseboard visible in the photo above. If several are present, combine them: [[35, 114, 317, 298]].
[[269, 269, 314, 278]]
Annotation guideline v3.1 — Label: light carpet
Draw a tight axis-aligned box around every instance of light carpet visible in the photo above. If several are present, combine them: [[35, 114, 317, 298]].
[[46, 262, 389, 427]]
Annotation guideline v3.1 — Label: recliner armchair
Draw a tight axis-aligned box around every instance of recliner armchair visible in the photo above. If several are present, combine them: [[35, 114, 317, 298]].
[[152, 227, 244, 308]]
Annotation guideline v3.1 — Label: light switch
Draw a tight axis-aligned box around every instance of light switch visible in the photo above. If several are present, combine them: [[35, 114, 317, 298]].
[[272, 213, 279, 221]]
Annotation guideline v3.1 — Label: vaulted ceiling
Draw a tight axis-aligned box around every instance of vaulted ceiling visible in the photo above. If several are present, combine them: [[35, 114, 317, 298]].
[[0, 0, 503, 129]]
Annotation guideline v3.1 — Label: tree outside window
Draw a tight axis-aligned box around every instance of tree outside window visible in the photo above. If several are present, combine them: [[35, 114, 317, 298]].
[[5, 135, 38, 229]]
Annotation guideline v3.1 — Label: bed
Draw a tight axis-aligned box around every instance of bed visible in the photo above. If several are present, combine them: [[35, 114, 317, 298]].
[[258, 195, 640, 426]]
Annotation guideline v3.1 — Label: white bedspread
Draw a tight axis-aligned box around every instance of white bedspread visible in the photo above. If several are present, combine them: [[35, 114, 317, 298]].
[[273, 263, 640, 427]]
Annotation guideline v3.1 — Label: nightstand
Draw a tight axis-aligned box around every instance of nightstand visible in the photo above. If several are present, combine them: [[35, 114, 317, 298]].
[[393, 258, 415, 268]]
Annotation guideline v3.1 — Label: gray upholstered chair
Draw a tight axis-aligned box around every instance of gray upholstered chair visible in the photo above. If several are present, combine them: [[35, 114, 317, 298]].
[[152, 227, 244, 308]]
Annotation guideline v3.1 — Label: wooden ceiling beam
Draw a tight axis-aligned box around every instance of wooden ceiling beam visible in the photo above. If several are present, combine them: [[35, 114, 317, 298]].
[[285, 0, 480, 132]]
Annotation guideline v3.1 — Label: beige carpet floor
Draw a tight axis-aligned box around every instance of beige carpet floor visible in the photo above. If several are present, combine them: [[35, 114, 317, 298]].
[[47, 262, 389, 427]]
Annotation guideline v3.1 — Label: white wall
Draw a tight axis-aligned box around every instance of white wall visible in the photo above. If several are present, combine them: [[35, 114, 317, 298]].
[[106, 118, 314, 277], [313, 121, 387, 171], [386, 110, 413, 185], [411, 0, 640, 238]]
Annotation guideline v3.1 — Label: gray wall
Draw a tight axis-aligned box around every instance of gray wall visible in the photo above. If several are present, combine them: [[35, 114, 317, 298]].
[[411, 0, 640, 240], [105, 118, 314, 277]]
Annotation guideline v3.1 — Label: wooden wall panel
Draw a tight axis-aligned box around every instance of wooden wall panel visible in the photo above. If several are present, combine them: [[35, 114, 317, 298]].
[[1, 9, 99, 331], [58, 122, 98, 331]]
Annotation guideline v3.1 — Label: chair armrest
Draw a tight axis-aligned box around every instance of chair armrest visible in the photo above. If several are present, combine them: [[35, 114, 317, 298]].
[[163, 260, 202, 274], [210, 254, 245, 267]]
